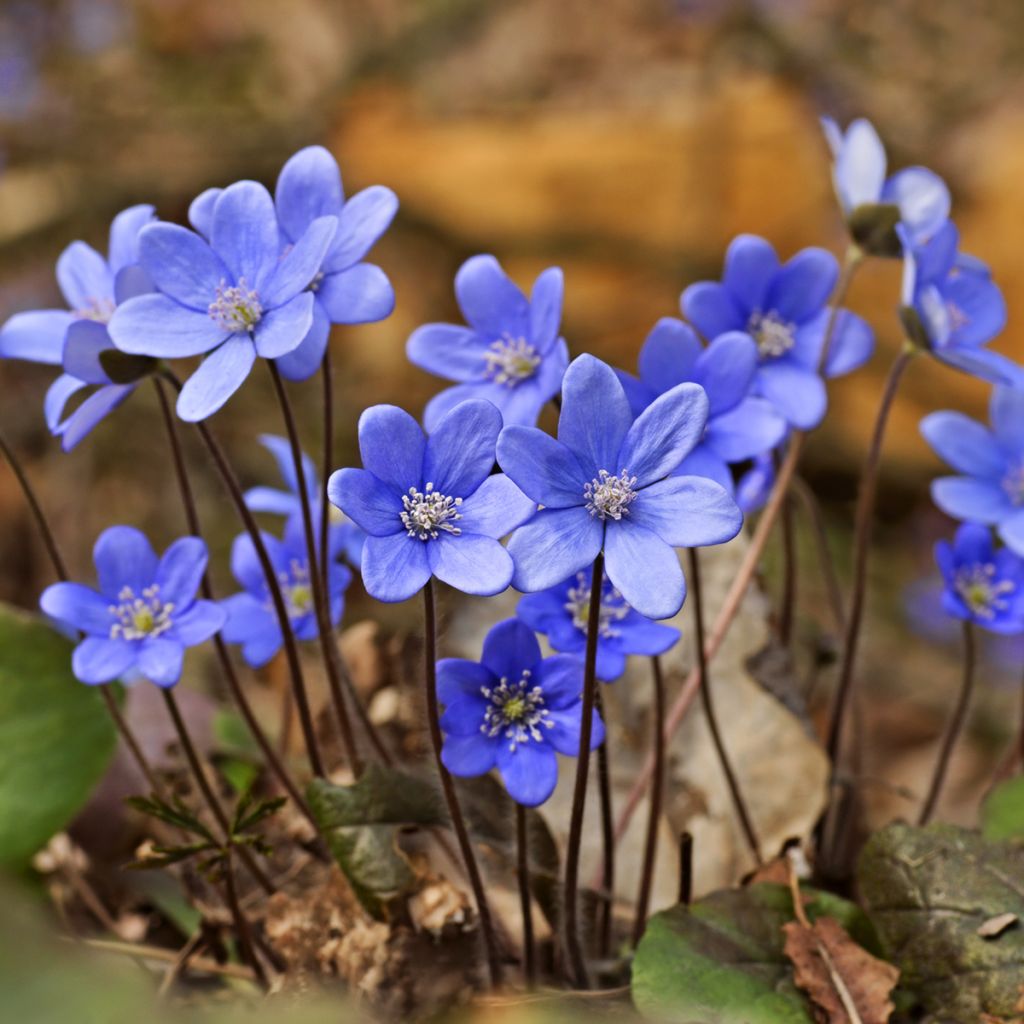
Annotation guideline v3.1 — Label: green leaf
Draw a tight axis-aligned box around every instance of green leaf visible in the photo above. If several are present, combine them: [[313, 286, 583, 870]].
[[981, 776, 1024, 841], [631, 883, 872, 1023], [0, 605, 117, 867], [125, 793, 216, 843], [307, 763, 449, 919], [858, 821, 1024, 1021]]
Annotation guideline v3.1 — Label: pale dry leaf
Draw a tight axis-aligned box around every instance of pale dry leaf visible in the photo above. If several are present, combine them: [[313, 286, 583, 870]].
[[978, 912, 1019, 939]]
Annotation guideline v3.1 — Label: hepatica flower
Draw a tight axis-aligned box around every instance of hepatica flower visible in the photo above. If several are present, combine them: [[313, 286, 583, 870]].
[[244, 434, 365, 566], [681, 235, 874, 429], [406, 255, 569, 430], [328, 399, 536, 603], [109, 181, 337, 421], [0, 204, 156, 450], [616, 318, 786, 492], [517, 567, 679, 682], [921, 386, 1024, 555], [736, 452, 777, 515], [900, 222, 1022, 388], [220, 516, 353, 668], [437, 619, 604, 806], [39, 526, 224, 687], [497, 354, 742, 621], [935, 524, 1024, 634]]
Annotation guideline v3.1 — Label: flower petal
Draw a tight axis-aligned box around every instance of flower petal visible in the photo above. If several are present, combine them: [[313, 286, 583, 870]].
[[532, 654, 584, 709], [457, 473, 536, 539], [673, 445, 734, 493], [60, 384, 134, 451], [617, 381, 708, 487], [497, 742, 558, 807], [138, 221, 227, 309], [722, 234, 780, 312], [637, 317, 702, 393], [755, 361, 827, 429], [316, 264, 395, 324], [455, 254, 529, 339], [56, 241, 114, 312], [920, 411, 1006, 479], [40, 582, 112, 635], [138, 637, 185, 687], [407, 324, 491, 382], [630, 475, 742, 548], [546, 705, 605, 756], [261, 215, 337, 308], [680, 282, 746, 339], [833, 118, 886, 209], [328, 467, 402, 537], [619, 617, 680, 656], [529, 267, 564, 352], [557, 354, 634, 478], [172, 601, 226, 645], [441, 734, 497, 777], [72, 636, 135, 684], [497, 426, 588, 507], [765, 248, 838, 324], [94, 526, 158, 599], [275, 300, 331, 381], [603, 523, 685, 620], [176, 334, 257, 422], [991, 386, 1024, 453], [998, 510, 1024, 558], [428, 534, 514, 596], [883, 166, 950, 245], [705, 396, 787, 463], [693, 331, 758, 415], [423, 398, 502, 497], [108, 204, 156, 273], [45, 374, 86, 432], [932, 476, 1015, 525], [934, 345, 1024, 389], [63, 319, 114, 384], [361, 533, 432, 602], [253, 292, 314, 359], [188, 187, 220, 239], [481, 619, 542, 679], [357, 404, 426, 492], [440, 694, 489, 736], [109, 294, 228, 358], [275, 146, 343, 243], [508, 506, 603, 593], [0, 309, 74, 364], [437, 658, 495, 704], [211, 180, 280, 292], [328, 185, 398, 270], [155, 536, 208, 606]]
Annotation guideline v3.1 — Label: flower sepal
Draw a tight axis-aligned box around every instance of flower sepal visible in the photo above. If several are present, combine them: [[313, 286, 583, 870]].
[[847, 202, 902, 258], [99, 349, 159, 384], [899, 303, 931, 351]]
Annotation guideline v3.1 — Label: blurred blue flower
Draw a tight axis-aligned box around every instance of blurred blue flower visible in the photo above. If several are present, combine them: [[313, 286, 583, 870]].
[[220, 515, 352, 668], [616, 318, 787, 493], [437, 618, 603, 806], [735, 451, 777, 515], [936, 523, 1024, 634], [244, 434, 364, 567], [328, 400, 535, 603], [497, 354, 742, 620], [407, 255, 569, 430], [821, 117, 950, 246], [0, 204, 156, 450], [900, 222, 1023, 388], [681, 235, 874, 429], [40, 526, 224, 687], [921, 386, 1024, 556], [517, 566, 679, 682], [109, 181, 337, 421]]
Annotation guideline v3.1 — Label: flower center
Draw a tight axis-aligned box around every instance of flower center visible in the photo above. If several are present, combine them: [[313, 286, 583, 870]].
[[481, 669, 552, 751], [400, 483, 463, 540], [109, 584, 174, 640], [483, 336, 541, 387], [1002, 462, 1024, 506], [208, 278, 263, 332], [276, 559, 314, 620], [946, 300, 970, 333], [565, 572, 630, 638], [75, 297, 116, 324], [584, 469, 638, 521], [748, 309, 797, 359], [954, 563, 1015, 620]]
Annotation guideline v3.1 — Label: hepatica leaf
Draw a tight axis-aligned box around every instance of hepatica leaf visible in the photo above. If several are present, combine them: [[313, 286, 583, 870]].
[[858, 822, 1024, 1021], [0, 604, 116, 867]]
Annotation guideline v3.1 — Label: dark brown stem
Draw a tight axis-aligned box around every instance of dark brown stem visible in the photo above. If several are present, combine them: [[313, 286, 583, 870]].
[[918, 622, 976, 825], [319, 348, 334, 601], [160, 688, 275, 896], [515, 803, 536, 988], [267, 362, 362, 776], [632, 655, 666, 946], [778, 492, 797, 647], [222, 852, 269, 989], [151, 378, 316, 824], [687, 547, 762, 864], [593, 687, 614, 958], [563, 551, 604, 990], [678, 832, 693, 906], [422, 580, 503, 987]]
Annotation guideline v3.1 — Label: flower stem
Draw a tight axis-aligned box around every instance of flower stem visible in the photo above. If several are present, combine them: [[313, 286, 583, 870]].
[[563, 550, 604, 990], [222, 850, 269, 989], [688, 547, 762, 864], [677, 831, 693, 906], [777, 492, 797, 647], [632, 655, 666, 947], [918, 621, 976, 825], [267, 363, 362, 777], [593, 687, 615, 957], [515, 803, 536, 988], [422, 579, 503, 987], [319, 348, 334, 601], [151, 378, 317, 827]]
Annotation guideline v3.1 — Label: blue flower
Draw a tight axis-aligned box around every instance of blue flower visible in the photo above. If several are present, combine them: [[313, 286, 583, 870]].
[[615, 318, 787, 493], [735, 452, 777, 514], [900, 222, 1023, 388], [406, 255, 569, 430], [108, 181, 337, 421], [244, 434, 365, 567], [497, 354, 742, 620], [935, 524, 1024, 634], [327, 399, 536, 603], [39, 526, 224, 687], [921, 386, 1024, 556], [517, 567, 679, 682], [681, 235, 874, 429], [821, 116, 950, 246], [0, 204, 156, 450], [437, 619, 604, 806], [220, 515, 353, 668]]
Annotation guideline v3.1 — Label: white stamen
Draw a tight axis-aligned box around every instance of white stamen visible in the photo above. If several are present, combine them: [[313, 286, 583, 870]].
[[584, 469, 637, 520], [480, 669, 552, 751], [400, 483, 463, 540], [208, 278, 263, 331], [564, 571, 630, 638], [953, 562, 1015, 620], [483, 335, 541, 386], [748, 309, 797, 359], [109, 584, 174, 640]]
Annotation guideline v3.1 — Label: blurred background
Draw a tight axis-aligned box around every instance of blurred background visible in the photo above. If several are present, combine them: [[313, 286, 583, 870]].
[[2, 0, 1024, 894]]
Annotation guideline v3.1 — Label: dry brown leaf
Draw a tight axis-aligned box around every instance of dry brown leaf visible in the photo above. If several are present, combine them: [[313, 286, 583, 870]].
[[978, 912, 1019, 939]]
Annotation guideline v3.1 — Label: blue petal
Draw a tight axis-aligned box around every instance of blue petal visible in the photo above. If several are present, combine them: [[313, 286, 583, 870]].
[[440, 695, 489, 736], [603, 522, 685, 620], [546, 706, 604, 757], [108, 204, 156, 273], [756, 361, 827, 429], [422, 383, 489, 433], [617, 370, 657, 419], [943, 271, 1006, 349], [316, 264, 395, 324], [594, 645, 628, 682], [673, 445, 734, 493], [529, 267, 564, 352], [616, 381, 708, 487], [437, 658, 494, 704], [221, 591, 275, 644], [138, 637, 185, 687], [932, 476, 1014, 525], [188, 188, 220, 239], [44, 374, 86, 432], [60, 384, 134, 451], [455, 255, 529, 340], [63, 320, 113, 384], [328, 467, 403, 537], [934, 346, 1024, 388], [619, 618, 680, 656], [211, 180, 280, 293], [56, 241, 114, 311], [952, 522, 995, 564], [991, 387, 1024, 453], [155, 536, 208, 607], [818, 308, 875, 379], [423, 398, 501, 497], [94, 526, 158, 599], [275, 146, 343, 243], [497, 742, 558, 807], [705, 396, 787, 463], [722, 235, 779, 313], [497, 426, 588, 508], [72, 636, 135, 685], [998, 510, 1024, 558], [176, 335, 257, 422], [361, 533, 431, 602], [275, 300, 331, 381], [557, 354, 634, 478], [680, 282, 746, 339], [407, 324, 491, 382], [532, 654, 584, 709], [481, 618, 542, 679], [428, 534, 514, 596], [0, 309, 74, 364], [172, 600, 226, 645], [457, 473, 536, 539], [109, 294, 228, 357], [637, 318, 702, 393], [882, 167, 950, 245], [920, 411, 1006, 479], [253, 292, 314, 359], [692, 331, 757, 415], [765, 248, 837, 324], [328, 185, 398, 270], [516, 590, 567, 632], [138, 222, 227, 309], [630, 475, 742, 548], [832, 118, 886, 210], [441, 734, 497, 777], [483, 354, 564, 426], [261, 215, 337, 308], [115, 263, 154, 305], [40, 582, 112, 635], [357, 404, 426, 492], [508, 506, 603, 593]]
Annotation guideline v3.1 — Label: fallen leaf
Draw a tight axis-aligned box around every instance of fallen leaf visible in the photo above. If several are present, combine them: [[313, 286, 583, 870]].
[[978, 913, 1019, 939]]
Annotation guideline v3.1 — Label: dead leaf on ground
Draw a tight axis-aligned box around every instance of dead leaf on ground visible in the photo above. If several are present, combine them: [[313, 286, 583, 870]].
[[978, 913, 1019, 939]]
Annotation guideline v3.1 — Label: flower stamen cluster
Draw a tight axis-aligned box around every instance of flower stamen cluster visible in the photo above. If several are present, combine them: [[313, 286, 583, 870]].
[[953, 563, 1015, 620], [584, 469, 638, 521], [109, 584, 174, 640], [75, 297, 117, 324], [747, 309, 797, 359], [400, 483, 463, 540], [208, 278, 263, 332], [481, 669, 552, 751], [564, 572, 630, 638], [1002, 462, 1024, 506], [482, 336, 541, 387], [278, 559, 314, 620]]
